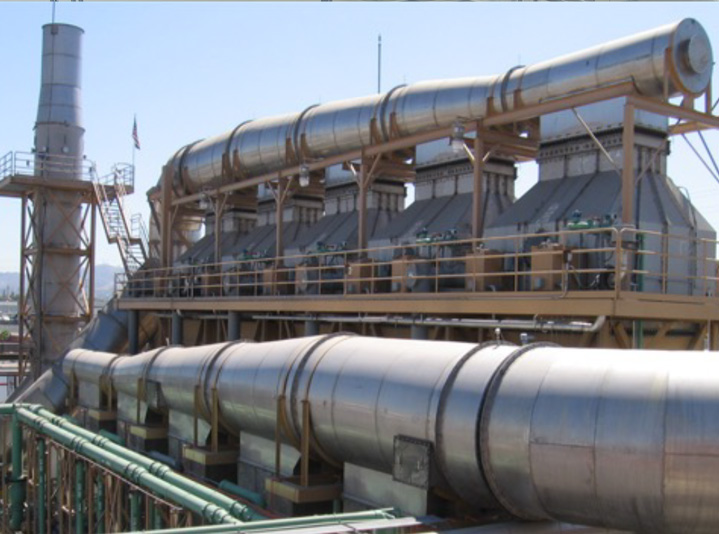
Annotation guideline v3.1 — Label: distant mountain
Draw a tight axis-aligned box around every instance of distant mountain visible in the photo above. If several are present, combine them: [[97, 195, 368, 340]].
[[94, 264, 126, 298], [0, 264, 124, 300], [0, 272, 20, 296]]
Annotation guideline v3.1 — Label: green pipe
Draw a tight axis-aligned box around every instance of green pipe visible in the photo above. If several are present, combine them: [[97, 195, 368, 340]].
[[2, 405, 400, 534], [13, 406, 241, 526], [95, 472, 105, 534], [130, 490, 141, 531], [125, 510, 399, 534], [37, 438, 46, 534], [62, 414, 81, 425], [10, 411, 24, 531], [75, 460, 86, 534], [148, 499, 163, 530], [218, 480, 265, 507], [28, 405, 264, 522], [98, 429, 124, 445]]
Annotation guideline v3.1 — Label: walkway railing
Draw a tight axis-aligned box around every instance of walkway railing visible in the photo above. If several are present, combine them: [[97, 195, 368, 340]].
[[123, 227, 719, 301], [0, 151, 95, 181]]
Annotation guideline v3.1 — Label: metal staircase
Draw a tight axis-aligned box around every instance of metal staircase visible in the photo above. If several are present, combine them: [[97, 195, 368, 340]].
[[92, 164, 148, 277]]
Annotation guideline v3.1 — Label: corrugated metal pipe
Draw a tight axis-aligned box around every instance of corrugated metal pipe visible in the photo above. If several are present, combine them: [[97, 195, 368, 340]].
[[66, 335, 719, 533]]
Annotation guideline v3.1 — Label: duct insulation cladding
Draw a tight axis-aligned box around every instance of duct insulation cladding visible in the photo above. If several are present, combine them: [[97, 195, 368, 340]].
[[66, 336, 719, 534], [164, 19, 711, 196], [32, 23, 85, 369]]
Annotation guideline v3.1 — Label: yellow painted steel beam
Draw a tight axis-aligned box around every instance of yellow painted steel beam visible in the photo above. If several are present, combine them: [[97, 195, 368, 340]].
[[119, 292, 719, 323]]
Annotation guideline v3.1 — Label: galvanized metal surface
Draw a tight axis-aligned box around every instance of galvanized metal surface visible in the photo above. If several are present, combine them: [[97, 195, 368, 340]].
[[167, 20, 712, 195], [486, 169, 715, 296], [482, 347, 719, 532], [32, 23, 86, 366], [65, 334, 719, 532]]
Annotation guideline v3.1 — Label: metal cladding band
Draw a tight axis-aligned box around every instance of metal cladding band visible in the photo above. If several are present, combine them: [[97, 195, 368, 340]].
[[477, 342, 560, 519], [434, 340, 516, 508], [68, 336, 719, 533], [162, 19, 711, 194]]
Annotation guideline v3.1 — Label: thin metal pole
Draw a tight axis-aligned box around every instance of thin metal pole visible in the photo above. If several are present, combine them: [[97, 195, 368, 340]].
[[10, 412, 24, 531], [89, 202, 96, 320], [2, 417, 7, 534], [75, 460, 85, 534], [130, 490, 141, 531], [621, 102, 636, 225], [37, 438, 46, 534], [19, 195, 27, 380], [472, 124, 486, 239], [147, 498, 157, 530], [377, 34, 382, 94]]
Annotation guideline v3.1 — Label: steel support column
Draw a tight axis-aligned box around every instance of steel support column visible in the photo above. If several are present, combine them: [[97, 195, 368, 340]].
[[37, 438, 46, 534], [622, 102, 636, 225], [10, 413, 24, 531], [472, 122, 486, 239], [304, 320, 319, 337], [171, 311, 183, 346], [130, 490, 141, 531], [357, 160, 368, 255], [228, 311, 242, 341], [128, 309, 140, 355], [410, 323, 429, 340], [75, 460, 86, 534], [95, 473, 105, 534], [161, 166, 173, 268]]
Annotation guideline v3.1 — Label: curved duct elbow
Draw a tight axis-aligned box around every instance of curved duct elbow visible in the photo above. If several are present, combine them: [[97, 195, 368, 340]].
[[158, 19, 711, 197]]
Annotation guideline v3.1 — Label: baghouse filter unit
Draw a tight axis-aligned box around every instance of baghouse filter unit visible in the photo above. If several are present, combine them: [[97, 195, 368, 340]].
[[156, 18, 712, 277]]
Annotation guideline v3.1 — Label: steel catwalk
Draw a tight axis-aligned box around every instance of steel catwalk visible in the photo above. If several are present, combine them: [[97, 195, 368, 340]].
[[165, 19, 711, 196], [66, 335, 719, 533]]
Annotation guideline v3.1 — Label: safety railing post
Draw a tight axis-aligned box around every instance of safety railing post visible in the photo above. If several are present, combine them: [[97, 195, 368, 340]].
[[10, 411, 24, 531]]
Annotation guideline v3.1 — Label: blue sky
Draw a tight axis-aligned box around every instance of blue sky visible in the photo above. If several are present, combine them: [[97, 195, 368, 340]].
[[1, 2, 718, 272]]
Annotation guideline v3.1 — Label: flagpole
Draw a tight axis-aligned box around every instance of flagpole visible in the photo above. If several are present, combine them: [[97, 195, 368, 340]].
[[132, 114, 136, 184]]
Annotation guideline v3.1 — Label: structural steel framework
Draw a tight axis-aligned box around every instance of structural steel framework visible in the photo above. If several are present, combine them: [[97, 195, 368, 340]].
[[125, 82, 719, 350], [0, 156, 98, 380]]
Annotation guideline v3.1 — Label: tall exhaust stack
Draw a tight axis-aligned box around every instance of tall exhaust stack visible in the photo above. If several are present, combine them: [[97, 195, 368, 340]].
[[30, 23, 86, 373]]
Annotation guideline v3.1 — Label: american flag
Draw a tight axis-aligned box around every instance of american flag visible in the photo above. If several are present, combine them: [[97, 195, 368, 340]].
[[132, 116, 141, 150]]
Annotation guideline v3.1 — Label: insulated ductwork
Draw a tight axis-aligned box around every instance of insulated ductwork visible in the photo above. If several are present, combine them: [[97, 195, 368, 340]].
[[10, 298, 156, 412], [66, 336, 719, 534], [164, 19, 711, 196]]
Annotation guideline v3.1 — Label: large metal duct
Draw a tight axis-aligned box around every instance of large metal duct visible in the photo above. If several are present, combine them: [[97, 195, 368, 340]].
[[10, 297, 155, 412], [165, 19, 711, 195], [66, 335, 719, 533], [31, 23, 86, 369]]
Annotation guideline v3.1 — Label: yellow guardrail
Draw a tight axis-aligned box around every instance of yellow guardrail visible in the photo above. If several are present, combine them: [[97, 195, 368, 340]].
[[123, 226, 719, 301]]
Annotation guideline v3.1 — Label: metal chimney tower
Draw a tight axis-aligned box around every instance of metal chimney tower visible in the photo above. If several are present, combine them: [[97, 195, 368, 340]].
[[0, 23, 97, 378], [28, 23, 92, 375]]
